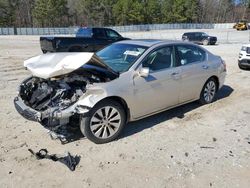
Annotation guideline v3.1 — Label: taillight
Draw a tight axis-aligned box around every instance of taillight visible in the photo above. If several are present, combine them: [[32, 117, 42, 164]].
[[221, 59, 226, 72]]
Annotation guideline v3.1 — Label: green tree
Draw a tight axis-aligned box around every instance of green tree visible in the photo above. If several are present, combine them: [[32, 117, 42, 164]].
[[162, 0, 175, 23], [142, 0, 162, 24], [0, 0, 18, 26], [162, 0, 199, 23], [113, 0, 144, 25], [32, 0, 68, 27]]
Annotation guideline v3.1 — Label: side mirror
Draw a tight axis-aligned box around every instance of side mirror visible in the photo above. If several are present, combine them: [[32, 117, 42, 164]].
[[139, 67, 149, 78]]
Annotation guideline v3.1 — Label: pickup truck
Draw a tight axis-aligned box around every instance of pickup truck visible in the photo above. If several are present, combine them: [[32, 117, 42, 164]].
[[40, 27, 129, 53]]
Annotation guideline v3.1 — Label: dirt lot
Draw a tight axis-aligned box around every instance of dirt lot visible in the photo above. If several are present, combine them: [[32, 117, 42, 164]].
[[0, 34, 250, 188]]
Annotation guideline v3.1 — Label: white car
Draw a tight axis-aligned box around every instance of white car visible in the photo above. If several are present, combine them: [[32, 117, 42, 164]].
[[239, 44, 250, 69], [14, 40, 227, 144]]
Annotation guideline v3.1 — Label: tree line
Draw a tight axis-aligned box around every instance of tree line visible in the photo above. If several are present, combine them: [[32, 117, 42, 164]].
[[0, 0, 249, 27]]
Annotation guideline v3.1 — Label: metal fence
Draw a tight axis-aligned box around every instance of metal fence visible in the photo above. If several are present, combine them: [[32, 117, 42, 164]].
[[0, 23, 235, 35], [0, 27, 76, 35], [120, 29, 250, 44]]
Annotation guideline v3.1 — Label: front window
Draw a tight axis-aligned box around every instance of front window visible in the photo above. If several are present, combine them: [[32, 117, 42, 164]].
[[106, 29, 121, 39], [241, 46, 247, 51], [142, 46, 174, 71], [96, 43, 148, 73], [201, 32, 209, 37]]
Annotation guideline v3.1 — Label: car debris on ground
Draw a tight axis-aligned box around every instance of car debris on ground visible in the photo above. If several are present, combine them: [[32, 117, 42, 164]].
[[28, 148, 80, 171]]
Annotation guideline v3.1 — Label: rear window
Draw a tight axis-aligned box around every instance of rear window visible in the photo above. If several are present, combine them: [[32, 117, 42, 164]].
[[76, 28, 93, 37], [176, 45, 206, 65]]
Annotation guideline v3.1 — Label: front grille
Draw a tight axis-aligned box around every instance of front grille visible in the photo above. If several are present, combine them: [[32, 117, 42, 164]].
[[239, 59, 250, 65]]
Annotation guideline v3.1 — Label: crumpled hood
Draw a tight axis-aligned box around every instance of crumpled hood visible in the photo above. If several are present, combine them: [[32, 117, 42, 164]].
[[24, 52, 117, 79]]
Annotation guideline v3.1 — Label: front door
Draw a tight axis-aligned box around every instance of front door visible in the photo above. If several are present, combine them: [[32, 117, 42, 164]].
[[132, 46, 181, 118]]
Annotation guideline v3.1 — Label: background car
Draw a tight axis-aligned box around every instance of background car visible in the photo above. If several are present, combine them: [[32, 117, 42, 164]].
[[40, 27, 129, 53], [14, 40, 226, 144], [238, 44, 250, 69], [182, 32, 217, 45]]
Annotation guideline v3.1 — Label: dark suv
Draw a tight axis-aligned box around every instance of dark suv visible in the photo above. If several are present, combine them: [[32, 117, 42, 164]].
[[182, 32, 217, 45]]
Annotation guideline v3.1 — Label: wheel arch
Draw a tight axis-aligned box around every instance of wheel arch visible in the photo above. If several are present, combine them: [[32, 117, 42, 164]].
[[68, 45, 83, 52], [200, 75, 220, 98], [208, 75, 219, 91]]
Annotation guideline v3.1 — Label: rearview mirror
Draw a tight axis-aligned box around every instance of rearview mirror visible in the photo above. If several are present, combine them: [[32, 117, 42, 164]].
[[139, 67, 149, 78]]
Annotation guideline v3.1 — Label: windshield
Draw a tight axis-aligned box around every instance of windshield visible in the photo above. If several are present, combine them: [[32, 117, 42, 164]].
[[201, 32, 209, 37], [96, 43, 148, 73]]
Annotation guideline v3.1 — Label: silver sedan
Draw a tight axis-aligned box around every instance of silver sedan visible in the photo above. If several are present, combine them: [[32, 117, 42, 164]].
[[14, 40, 227, 144]]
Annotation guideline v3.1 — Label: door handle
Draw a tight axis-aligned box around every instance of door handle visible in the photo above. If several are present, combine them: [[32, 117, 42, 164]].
[[171, 72, 181, 80], [171, 72, 179, 76], [202, 65, 209, 69]]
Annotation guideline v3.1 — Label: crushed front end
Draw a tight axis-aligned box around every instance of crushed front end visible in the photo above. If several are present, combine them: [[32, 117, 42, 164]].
[[14, 74, 91, 127], [14, 52, 118, 129]]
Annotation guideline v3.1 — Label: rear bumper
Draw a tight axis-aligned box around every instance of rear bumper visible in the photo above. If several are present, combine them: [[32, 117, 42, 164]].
[[218, 72, 226, 89], [40, 38, 55, 53]]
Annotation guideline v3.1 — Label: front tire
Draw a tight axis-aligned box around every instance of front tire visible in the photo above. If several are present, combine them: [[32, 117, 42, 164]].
[[199, 78, 217, 105], [80, 100, 126, 144], [203, 39, 209, 45]]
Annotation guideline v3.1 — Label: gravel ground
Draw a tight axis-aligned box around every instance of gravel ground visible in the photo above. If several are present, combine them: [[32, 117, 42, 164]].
[[0, 32, 250, 188]]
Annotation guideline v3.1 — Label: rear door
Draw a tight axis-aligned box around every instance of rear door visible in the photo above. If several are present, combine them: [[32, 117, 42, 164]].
[[93, 28, 110, 51], [194, 33, 202, 43], [175, 44, 210, 103]]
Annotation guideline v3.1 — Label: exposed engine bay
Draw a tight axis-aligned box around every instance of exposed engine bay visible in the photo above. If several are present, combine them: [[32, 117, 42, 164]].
[[14, 52, 119, 132], [18, 69, 108, 128]]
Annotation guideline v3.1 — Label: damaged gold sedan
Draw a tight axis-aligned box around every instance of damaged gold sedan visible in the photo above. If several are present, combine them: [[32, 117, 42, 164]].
[[14, 40, 226, 144]]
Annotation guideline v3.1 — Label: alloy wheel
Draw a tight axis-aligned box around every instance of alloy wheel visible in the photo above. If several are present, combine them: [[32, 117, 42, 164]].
[[90, 106, 121, 139], [203, 81, 216, 103]]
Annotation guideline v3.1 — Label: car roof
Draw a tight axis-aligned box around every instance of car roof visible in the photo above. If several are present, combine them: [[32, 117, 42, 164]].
[[184, 32, 204, 34], [116, 39, 185, 47]]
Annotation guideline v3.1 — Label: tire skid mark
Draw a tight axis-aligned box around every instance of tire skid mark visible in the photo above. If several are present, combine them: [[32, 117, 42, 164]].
[[0, 67, 25, 73]]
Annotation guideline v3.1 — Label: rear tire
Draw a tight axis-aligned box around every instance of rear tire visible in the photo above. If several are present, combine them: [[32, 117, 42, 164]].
[[199, 78, 217, 105], [80, 100, 126, 144]]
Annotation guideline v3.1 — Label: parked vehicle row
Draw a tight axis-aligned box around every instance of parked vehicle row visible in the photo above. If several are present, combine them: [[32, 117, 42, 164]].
[[40, 27, 219, 55]]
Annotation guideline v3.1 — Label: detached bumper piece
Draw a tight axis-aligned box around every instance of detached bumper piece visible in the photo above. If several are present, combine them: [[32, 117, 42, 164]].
[[28, 148, 80, 171], [14, 96, 41, 122]]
